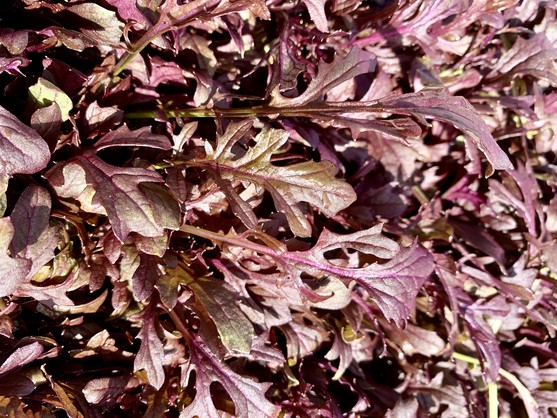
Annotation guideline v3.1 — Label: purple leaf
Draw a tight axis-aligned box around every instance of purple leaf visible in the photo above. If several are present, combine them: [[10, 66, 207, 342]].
[[132, 255, 161, 301], [104, 0, 153, 27], [0, 57, 30, 75], [0, 104, 51, 177], [288, 226, 433, 325], [487, 33, 557, 86], [135, 302, 165, 390], [0, 218, 32, 297]]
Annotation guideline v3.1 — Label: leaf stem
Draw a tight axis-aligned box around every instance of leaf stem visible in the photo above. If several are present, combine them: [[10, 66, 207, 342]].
[[124, 101, 387, 120], [487, 381, 499, 418]]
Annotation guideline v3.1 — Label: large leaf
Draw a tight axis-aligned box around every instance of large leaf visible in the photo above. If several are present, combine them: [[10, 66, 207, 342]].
[[198, 122, 356, 237], [198, 224, 434, 326], [189, 276, 255, 355], [288, 226, 434, 326], [0, 104, 50, 178]]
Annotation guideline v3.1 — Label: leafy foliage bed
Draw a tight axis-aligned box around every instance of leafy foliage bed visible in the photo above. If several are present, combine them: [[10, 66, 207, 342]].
[[0, 0, 556, 416]]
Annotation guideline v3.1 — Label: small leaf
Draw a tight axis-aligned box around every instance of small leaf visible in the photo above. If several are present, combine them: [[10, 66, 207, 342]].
[[29, 78, 73, 122], [135, 302, 165, 390], [270, 46, 376, 107], [189, 277, 255, 354], [301, 0, 329, 32], [0, 104, 50, 177]]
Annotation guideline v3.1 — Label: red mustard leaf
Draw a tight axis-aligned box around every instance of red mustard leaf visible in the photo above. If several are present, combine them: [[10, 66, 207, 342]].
[[0, 104, 50, 178], [82, 376, 132, 406], [93, 125, 172, 151], [189, 277, 255, 355], [288, 227, 434, 325], [199, 123, 356, 237], [66, 3, 124, 46], [301, 0, 329, 32], [0, 342, 43, 376], [487, 33, 557, 86]]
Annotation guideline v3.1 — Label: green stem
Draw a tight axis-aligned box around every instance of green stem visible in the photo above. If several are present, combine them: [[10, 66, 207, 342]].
[[487, 381, 499, 418], [125, 101, 388, 120]]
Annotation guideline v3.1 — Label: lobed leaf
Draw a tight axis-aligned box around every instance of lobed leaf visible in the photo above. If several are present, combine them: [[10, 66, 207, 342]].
[[181, 335, 280, 418], [200, 123, 356, 237]]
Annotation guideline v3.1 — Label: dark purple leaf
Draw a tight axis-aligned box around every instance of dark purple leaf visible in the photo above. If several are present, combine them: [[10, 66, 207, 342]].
[[0, 374, 37, 397]]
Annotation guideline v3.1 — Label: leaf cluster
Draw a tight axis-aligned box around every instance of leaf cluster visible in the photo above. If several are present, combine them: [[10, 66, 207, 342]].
[[0, 0, 556, 417]]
